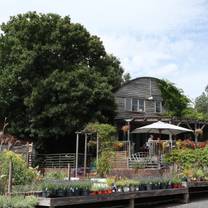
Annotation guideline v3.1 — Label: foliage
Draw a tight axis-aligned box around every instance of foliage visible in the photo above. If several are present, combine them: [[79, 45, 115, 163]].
[[164, 147, 208, 179], [0, 195, 38, 208], [195, 90, 208, 117], [158, 79, 190, 117], [85, 123, 117, 149], [85, 123, 116, 177], [44, 171, 66, 180], [182, 107, 207, 120], [96, 149, 114, 177], [0, 151, 37, 185], [0, 12, 123, 143], [122, 73, 131, 83]]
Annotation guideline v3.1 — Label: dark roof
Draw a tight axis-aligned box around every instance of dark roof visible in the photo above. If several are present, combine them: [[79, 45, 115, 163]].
[[118, 76, 161, 91]]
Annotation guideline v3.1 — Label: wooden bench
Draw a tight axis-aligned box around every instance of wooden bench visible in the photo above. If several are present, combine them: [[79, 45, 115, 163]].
[[37, 188, 189, 208]]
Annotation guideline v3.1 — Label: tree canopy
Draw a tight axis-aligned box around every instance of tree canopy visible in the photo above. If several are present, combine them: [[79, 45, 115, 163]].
[[0, 12, 123, 142], [195, 86, 208, 118], [158, 79, 190, 117]]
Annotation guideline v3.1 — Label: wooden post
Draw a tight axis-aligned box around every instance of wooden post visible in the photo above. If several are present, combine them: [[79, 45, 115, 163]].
[[194, 122, 198, 143], [67, 163, 71, 181], [182, 192, 189, 204], [75, 133, 79, 177], [26, 142, 30, 167], [96, 133, 99, 165], [8, 159, 13, 195], [128, 199, 134, 208], [84, 133, 87, 177]]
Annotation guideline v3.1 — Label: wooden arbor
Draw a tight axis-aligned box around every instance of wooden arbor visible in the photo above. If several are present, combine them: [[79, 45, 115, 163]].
[[75, 131, 98, 177]]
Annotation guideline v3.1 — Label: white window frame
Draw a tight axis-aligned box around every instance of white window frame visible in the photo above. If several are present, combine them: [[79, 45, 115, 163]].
[[138, 99, 145, 112], [124, 98, 132, 111], [132, 98, 138, 112], [124, 98, 146, 112], [155, 101, 162, 113]]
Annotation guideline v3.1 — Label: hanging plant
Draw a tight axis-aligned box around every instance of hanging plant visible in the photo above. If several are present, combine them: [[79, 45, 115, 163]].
[[121, 125, 129, 133]]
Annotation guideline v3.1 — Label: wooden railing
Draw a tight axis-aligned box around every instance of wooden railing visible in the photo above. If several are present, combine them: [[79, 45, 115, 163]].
[[30, 153, 76, 168]]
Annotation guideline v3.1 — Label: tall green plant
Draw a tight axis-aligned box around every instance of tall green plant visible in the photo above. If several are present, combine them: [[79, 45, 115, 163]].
[[0, 151, 37, 185], [85, 123, 117, 176], [158, 79, 190, 117]]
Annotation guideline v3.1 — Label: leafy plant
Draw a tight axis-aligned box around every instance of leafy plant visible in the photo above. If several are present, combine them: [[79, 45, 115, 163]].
[[96, 150, 114, 177], [158, 79, 190, 117], [44, 171, 66, 180], [0, 151, 37, 185], [0, 195, 38, 208]]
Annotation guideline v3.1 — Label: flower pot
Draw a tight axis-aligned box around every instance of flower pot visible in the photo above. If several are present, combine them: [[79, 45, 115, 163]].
[[44, 190, 56, 198], [135, 186, 139, 191], [146, 184, 152, 191], [117, 187, 123, 192], [66, 188, 74, 197], [74, 188, 80, 196], [123, 186, 130, 192], [108, 189, 112, 194], [42, 190, 50, 198], [56, 189, 66, 197], [98, 191, 103, 195], [139, 184, 147, 191], [82, 189, 90, 196], [130, 186, 135, 192]]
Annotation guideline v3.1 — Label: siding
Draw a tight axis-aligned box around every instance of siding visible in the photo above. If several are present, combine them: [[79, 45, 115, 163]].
[[114, 77, 164, 118]]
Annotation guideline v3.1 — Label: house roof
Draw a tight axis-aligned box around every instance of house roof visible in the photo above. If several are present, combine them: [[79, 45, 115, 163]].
[[119, 76, 161, 91]]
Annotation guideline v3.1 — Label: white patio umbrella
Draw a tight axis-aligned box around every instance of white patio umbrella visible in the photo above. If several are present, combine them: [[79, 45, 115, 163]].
[[132, 121, 193, 135], [132, 121, 193, 148]]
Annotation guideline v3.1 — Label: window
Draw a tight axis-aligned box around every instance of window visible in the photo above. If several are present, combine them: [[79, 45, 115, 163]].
[[125, 98, 132, 111], [132, 98, 138, 112], [138, 99, 145, 112], [155, 101, 162, 113], [124, 98, 145, 112]]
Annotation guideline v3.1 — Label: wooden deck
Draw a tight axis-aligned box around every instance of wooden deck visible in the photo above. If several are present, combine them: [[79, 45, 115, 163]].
[[37, 188, 189, 208]]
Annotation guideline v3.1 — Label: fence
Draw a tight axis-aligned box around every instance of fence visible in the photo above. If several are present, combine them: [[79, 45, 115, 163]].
[[29, 153, 94, 169]]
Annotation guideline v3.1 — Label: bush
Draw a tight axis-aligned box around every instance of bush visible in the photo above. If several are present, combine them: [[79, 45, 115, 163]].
[[0, 151, 37, 185], [44, 171, 66, 180], [0, 195, 38, 208], [96, 150, 114, 177]]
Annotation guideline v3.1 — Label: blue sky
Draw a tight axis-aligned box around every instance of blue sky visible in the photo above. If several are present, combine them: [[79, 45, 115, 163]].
[[1, 0, 208, 100]]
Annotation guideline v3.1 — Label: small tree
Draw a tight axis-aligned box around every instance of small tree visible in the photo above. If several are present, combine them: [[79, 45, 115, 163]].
[[85, 123, 116, 177]]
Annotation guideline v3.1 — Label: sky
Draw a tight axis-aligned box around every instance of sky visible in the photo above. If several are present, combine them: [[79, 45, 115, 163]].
[[0, 0, 208, 100]]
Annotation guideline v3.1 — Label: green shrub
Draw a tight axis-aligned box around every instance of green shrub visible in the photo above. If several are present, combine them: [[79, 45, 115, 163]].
[[0, 195, 38, 208], [44, 171, 66, 180], [0, 151, 37, 185], [96, 150, 114, 177]]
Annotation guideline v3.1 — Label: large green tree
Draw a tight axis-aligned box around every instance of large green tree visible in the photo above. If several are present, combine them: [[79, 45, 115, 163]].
[[158, 79, 190, 117], [195, 86, 208, 116], [0, 12, 123, 146]]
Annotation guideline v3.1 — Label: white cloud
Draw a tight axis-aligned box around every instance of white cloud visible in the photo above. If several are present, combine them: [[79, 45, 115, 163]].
[[0, 0, 208, 98]]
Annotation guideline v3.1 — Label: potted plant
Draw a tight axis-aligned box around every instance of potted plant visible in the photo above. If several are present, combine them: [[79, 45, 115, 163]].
[[129, 180, 138, 192], [65, 182, 74, 197], [123, 179, 130, 192], [41, 181, 57, 198], [56, 182, 66, 197], [80, 181, 91, 196], [115, 180, 125, 192], [171, 178, 182, 189]]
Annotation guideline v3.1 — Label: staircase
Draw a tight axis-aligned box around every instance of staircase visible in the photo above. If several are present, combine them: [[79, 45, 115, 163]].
[[128, 152, 164, 169], [128, 159, 160, 169], [111, 151, 128, 168]]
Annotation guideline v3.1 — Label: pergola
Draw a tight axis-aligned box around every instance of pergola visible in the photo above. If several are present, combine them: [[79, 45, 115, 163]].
[[75, 131, 98, 177]]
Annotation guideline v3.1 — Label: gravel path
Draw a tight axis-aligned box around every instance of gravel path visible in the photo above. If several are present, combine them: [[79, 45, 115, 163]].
[[170, 199, 208, 208]]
